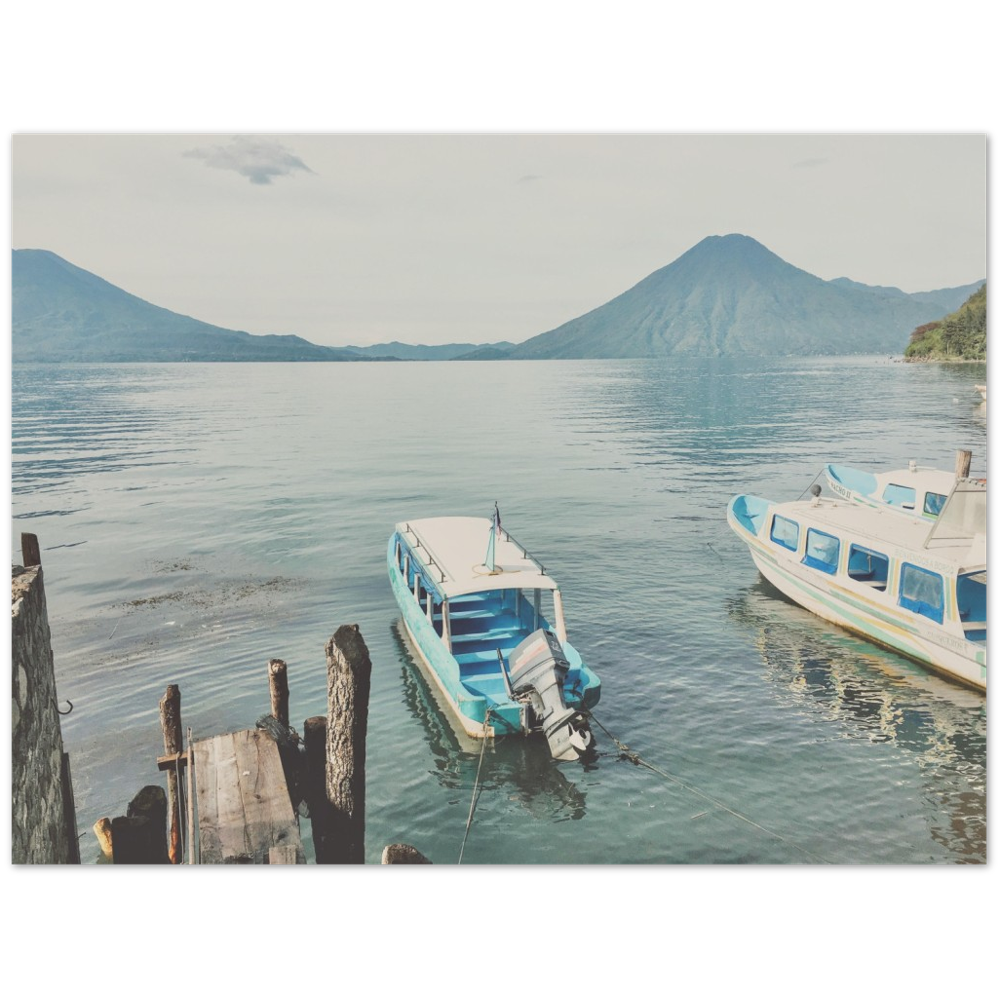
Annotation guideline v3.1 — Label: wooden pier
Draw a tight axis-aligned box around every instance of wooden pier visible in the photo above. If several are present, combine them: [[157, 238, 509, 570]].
[[193, 729, 304, 864], [98, 623, 431, 864]]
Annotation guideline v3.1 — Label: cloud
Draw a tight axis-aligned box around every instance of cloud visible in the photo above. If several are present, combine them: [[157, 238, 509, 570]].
[[792, 157, 829, 169], [516, 173, 542, 184], [184, 136, 313, 184]]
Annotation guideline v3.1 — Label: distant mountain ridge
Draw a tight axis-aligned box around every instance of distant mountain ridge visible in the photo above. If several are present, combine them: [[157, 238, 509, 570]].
[[500, 235, 982, 358], [12, 249, 360, 363], [343, 340, 515, 361], [12, 240, 983, 363]]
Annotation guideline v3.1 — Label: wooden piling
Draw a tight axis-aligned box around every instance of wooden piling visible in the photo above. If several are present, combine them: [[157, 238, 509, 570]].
[[158, 685, 183, 863], [112, 785, 169, 863], [304, 715, 334, 862], [20, 532, 41, 568], [324, 624, 372, 864], [382, 843, 432, 864], [956, 449, 972, 479], [93, 817, 113, 858], [268, 658, 289, 727]]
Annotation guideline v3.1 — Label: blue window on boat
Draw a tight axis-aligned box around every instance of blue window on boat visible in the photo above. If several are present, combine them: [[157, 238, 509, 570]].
[[770, 515, 800, 552], [923, 492, 947, 517], [803, 529, 840, 574], [882, 483, 917, 509], [847, 544, 889, 589], [956, 572, 987, 625], [898, 564, 944, 624]]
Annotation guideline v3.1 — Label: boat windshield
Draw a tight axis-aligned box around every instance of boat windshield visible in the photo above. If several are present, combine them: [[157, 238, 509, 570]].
[[924, 479, 986, 549]]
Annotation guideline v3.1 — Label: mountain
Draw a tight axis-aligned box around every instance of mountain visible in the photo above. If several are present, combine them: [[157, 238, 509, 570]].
[[453, 344, 518, 361], [904, 283, 986, 361], [12, 249, 361, 362], [828, 276, 979, 310], [342, 340, 515, 361], [502, 235, 983, 358]]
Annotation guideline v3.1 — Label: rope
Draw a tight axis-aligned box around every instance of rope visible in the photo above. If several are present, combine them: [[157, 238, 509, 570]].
[[584, 711, 833, 864], [458, 711, 493, 864], [795, 468, 826, 501]]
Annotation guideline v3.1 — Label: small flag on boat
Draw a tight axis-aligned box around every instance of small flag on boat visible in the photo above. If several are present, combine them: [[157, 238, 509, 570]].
[[485, 502, 501, 572]]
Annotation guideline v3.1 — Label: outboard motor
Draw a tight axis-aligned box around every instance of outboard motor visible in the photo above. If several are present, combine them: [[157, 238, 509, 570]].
[[506, 629, 593, 761]]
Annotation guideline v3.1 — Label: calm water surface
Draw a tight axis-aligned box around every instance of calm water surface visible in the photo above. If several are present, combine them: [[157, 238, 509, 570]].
[[10, 357, 987, 863]]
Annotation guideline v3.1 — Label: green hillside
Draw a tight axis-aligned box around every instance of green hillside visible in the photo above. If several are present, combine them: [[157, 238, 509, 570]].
[[903, 284, 987, 361]]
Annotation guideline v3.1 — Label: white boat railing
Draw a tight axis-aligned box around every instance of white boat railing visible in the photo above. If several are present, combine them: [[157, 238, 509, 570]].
[[498, 529, 546, 576], [403, 522, 448, 584]]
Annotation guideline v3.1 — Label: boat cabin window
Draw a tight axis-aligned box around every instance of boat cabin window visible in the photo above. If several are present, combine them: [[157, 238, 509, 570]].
[[881, 483, 917, 509], [847, 544, 889, 589], [956, 572, 987, 625], [898, 563, 944, 624], [923, 492, 948, 517], [770, 515, 800, 552], [803, 528, 840, 574]]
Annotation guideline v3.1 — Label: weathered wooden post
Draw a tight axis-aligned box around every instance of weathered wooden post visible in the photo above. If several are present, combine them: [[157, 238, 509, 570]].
[[111, 786, 169, 863], [304, 715, 334, 862], [20, 532, 41, 568], [158, 685, 183, 863], [382, 843, 432, 864], [324, 624, 372, 864], [93, 817, 114, 858], [956, 449, 972, 479], [268, 658, 289, 727]]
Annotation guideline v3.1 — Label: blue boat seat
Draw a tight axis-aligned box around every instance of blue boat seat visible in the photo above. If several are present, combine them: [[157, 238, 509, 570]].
[[452, 631, 526, 655]]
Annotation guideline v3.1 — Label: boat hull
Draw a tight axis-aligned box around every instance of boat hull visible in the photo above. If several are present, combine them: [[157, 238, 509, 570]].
[[728, 500, 986, 692]]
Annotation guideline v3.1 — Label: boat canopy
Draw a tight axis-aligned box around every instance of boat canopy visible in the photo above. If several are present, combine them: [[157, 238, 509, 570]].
[[825, 462, 956, 513], [925, 478, 986, 544], [395, 516, 561, 600]]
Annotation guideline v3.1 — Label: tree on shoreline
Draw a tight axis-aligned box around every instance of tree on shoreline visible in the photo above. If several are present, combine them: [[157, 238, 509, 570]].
[[904, 284, 986, 361]]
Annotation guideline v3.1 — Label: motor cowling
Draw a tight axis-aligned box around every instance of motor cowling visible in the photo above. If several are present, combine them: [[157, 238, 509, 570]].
[[507, 629, 593, 760]]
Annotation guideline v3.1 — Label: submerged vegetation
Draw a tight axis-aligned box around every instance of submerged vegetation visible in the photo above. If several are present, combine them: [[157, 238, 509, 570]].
[[904, 283, 986, 361]]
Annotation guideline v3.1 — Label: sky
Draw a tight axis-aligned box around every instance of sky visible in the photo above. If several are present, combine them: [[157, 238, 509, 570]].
[[11, 133, 988, 348]]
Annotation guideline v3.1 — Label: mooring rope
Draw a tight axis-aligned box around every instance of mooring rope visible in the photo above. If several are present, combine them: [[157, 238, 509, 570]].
[[458, 711, 493, 865], [795, 467, 827, 501], [584, 711, 833, 864]]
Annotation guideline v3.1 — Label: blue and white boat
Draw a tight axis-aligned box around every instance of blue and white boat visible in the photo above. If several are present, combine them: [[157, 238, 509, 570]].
[[824, 461, 956, 519], [727, 478, 986, 692], [388, 508, 601, 759]]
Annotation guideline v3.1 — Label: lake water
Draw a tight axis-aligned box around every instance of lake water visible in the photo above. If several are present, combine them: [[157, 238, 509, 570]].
[[9, 356, 987, 864]]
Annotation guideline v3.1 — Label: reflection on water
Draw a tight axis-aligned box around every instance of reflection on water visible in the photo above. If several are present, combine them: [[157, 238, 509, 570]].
[[391, 622, 587, 822], [727, 581, 986, 862]]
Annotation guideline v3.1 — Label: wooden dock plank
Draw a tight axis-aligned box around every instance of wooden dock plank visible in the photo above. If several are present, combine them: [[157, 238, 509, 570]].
[[193, 729, 303, 863]]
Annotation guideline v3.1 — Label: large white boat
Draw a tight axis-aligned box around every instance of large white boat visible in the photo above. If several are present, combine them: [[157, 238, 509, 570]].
[[727, 478, 986, 692], [387, 509, 601, 759]]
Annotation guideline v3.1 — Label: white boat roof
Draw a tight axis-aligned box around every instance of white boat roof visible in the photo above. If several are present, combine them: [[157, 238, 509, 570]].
[[771, 491, 986, 574], [872, 466, 957, 494], [396, 516, 561, 599], [826, 463, 956, 498]]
